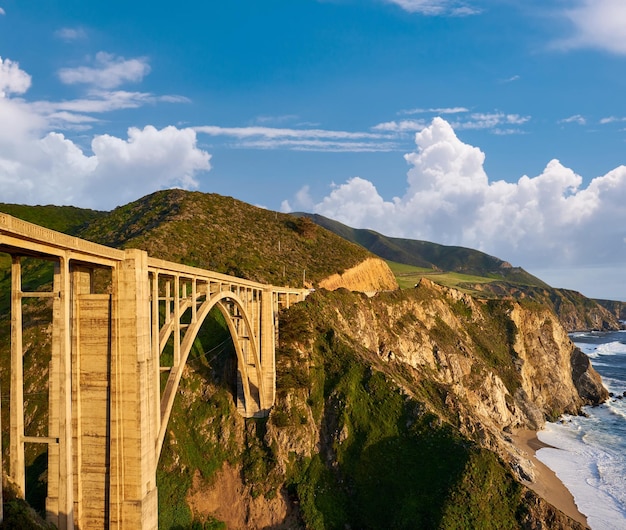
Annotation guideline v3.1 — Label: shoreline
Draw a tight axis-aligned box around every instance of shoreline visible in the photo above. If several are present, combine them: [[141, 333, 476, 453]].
[[510, 428, 589, 528]]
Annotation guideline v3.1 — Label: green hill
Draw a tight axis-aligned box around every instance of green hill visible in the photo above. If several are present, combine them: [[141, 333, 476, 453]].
[[296, 212, 548, 287], [75, 190, 373, 287], [296, 212, 621, 331], [0, 203, 105, 234]]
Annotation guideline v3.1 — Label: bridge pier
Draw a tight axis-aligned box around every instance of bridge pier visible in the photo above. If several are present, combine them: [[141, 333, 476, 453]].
[[105, 249, 158, 529]]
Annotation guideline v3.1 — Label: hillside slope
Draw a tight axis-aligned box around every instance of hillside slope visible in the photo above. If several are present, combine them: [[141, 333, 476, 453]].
[[74, 190, 395, 289], [297, 212, 547, 286]]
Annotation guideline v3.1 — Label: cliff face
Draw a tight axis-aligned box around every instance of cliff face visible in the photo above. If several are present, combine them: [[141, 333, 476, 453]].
[[181, 280, 606, 529], [316, 257, 398, 292], [283, 280, 605, 440], [595, 298, 626, 322], [470, 282, 621, 332]]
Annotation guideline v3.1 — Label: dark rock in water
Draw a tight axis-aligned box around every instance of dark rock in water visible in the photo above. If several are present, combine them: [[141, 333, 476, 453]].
[[571, 347, 610, 404], [609, 392, 615, 397]]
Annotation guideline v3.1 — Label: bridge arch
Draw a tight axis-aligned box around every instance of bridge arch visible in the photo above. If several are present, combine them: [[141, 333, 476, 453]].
[[156, 290, 266, 458]]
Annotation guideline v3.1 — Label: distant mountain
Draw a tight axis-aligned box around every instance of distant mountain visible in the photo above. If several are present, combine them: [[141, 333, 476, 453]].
[[296, 212, 621, 331], [295, 212, 548, 287]]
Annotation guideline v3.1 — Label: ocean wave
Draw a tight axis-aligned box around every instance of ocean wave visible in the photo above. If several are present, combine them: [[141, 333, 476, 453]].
[[537, 421, 626, 530]]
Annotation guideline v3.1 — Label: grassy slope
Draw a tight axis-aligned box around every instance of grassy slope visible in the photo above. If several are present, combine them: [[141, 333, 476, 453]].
[[297, 212, 548, 287], [388, 260, 497, 292], [77, 190, 373, 287]]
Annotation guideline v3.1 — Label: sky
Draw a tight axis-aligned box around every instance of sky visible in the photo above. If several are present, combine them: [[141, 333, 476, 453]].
[[0, 0, 625, 301]]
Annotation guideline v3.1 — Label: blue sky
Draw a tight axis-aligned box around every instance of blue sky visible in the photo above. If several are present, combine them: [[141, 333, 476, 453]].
[[1, 0, 626, 300]]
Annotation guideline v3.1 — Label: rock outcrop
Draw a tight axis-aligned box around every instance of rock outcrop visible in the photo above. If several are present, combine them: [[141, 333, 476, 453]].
[[317, 257, 398, 292]]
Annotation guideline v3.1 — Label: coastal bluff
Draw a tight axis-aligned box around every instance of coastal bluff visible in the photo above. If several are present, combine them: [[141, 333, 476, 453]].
[[179, 279, 606, 528]]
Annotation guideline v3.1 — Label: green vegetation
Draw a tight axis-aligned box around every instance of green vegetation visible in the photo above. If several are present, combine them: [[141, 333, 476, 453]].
[[77, 190, 372, 286], [0, 203, 105, 235], [276, 305, 526, 530], [387, 260, 498, 292], [298, 212, 548, 288]]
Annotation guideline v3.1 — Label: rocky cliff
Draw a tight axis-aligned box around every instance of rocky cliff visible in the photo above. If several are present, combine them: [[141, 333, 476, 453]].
[[468, 282, 621, 332], [595, 298, 626, 322], [172, 279, 606, 529]]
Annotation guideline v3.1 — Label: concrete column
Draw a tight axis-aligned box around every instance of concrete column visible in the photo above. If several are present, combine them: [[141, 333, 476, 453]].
[[33, 255, 76, 529], [151, 272, 161, 444], [173, 275, 180, 367], [9, 255, 25, 496], [260, 288, 276, 411], [109, 249, 158, 529]]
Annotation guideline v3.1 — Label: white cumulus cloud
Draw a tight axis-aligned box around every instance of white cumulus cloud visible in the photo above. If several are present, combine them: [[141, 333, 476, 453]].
[[289, 118, 626, 276], [560, 0, 626, 55], [58, 52, 151, 89], [0, 124, 211, 209], [0, 57, 32, 97], [0, 56, 211, 209]]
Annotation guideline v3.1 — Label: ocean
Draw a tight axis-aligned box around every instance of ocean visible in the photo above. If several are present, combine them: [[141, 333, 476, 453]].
[[535, 330, 626, 530]]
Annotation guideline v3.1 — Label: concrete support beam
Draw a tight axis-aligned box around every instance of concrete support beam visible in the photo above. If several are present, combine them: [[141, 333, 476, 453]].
[[109, 249, 158, 529], [9, 256, 25, 496]]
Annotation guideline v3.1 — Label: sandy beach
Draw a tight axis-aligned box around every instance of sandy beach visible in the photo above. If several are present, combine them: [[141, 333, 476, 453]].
[[511, 429, 588, 528]]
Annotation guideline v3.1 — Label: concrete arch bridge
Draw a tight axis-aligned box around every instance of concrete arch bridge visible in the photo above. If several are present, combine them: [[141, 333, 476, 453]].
[[0, 213, 308, 529]]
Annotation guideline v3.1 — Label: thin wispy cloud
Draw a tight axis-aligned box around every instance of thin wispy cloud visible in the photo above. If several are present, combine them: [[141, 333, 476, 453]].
[[501, 75, 521, 83], [559, 115, 586, 125], [194, 125, 396, 152], [399, 106, 469, 116], [0, 7, 5, 15], [254, 114, 300, 125], [600, 116, 626, 125], [29, 90, 189, 130], [238, 139, 399, 153], [375, 112, 530, 134], [452, 112, 530, 130], [58, 52, 151, 89], [54, 27, 87, 42], [385, 0, 480, 16]]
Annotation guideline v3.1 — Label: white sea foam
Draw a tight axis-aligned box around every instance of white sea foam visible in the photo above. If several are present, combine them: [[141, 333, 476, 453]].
[[537, 420, 626, 530], [534, 331, 626, 530]]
